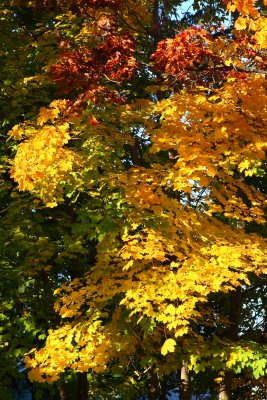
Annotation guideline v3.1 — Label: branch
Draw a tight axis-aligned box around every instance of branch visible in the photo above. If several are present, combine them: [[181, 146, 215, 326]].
[[234, 65, 267, 75]]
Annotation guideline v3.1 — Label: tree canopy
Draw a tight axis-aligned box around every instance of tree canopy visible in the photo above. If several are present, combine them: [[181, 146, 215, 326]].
[[0, 0, 267, 399]]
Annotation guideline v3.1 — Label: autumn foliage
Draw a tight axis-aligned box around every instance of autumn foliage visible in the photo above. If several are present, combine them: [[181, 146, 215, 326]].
[[1, 0, 267, 399]]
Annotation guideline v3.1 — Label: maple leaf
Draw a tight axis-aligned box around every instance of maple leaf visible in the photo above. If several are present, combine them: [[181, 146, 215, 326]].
[[235, 17, 248, 30], [161, 338, 177, 356]]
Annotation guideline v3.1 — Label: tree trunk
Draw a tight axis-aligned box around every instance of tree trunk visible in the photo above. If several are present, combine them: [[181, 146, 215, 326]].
[[180, 361, 192, 400], [148, 374, 156, 400], [129, 142, 141, 166], [227, 287, 241, 341], [59, 381, 69, 400], [77, 372, 88, 400], [218, 275, 242, 400], [219, 371, 233, 400]]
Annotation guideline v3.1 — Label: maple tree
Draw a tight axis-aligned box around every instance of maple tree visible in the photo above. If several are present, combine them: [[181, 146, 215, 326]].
[[1, 0, 267, 399]]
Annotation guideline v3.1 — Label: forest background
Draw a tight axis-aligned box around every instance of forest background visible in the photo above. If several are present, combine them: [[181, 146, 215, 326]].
[[0, 0, 267, 399]]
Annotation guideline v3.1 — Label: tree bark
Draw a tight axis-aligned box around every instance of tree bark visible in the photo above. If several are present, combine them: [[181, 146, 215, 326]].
[[77, 372, 88, 400], [218, 370, 233, 400], [59, 381, 69, 400], [180, 361, 192, 400], [227, 287, 242, 341], [218, 267, 242, 400], [129, 142, 141, 166], [148, 374, 156, 400]]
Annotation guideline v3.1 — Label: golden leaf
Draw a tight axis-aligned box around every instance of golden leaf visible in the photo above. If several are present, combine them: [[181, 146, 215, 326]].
[[235, 17, 247, 30], [161, 338, 176, 356]]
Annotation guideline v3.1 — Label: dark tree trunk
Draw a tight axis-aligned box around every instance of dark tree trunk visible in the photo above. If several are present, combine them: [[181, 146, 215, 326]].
[[218, 279, 242, 400], [227, 287, 242, 341], [77, 372, 88, 400], [59, 381, 69, 400], [129, 142, 141, 166], [148, 374, 156, 400]]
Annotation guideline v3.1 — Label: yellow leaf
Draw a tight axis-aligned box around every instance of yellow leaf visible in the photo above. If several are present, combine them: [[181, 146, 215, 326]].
[[224, 58, 232, 66], [226, 351, 239, 368], [161, 338, 176, 356], [235, 17, 247, 31]]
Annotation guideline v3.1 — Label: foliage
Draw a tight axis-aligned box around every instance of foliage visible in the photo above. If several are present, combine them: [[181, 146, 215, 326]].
[[1, 0, 267, 399]]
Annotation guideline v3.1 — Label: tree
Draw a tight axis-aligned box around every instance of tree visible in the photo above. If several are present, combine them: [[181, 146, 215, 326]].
[[1, 0, 267, 399]]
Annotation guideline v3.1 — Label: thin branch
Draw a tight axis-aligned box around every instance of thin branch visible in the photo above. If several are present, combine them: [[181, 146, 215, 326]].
[[234, 65, 267, 74]]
